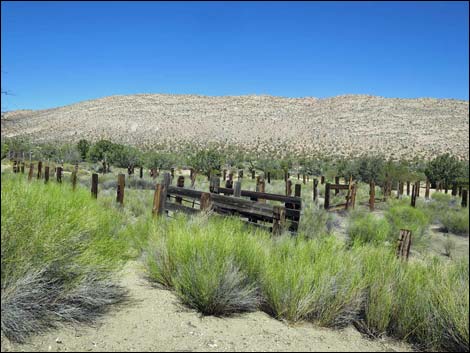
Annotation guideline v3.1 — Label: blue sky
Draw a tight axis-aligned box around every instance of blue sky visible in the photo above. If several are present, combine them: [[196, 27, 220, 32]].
[[1, 1, 468, 110]]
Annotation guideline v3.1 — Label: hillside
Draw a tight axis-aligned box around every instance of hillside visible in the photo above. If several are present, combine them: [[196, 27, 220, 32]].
[[1, 94, 469, 159]]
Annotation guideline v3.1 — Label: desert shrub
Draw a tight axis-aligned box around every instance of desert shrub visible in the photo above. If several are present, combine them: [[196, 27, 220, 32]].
[[144, 215, 265, 315], [347, 211, 390, 246], [77, 139, 91, 160], [384, 203, 430, 250], [298, 204, 336, 237], [439, 208, 469, 235], [1, 174, 129, 341]]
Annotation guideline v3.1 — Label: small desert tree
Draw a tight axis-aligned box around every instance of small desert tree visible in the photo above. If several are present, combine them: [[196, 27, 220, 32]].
[[77, 139, 91, 161], [425, 154, 465, 188]]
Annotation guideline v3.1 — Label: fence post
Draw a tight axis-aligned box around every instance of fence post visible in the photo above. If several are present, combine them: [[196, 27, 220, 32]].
[[251, 170, 255, 180], [321, 175, 325, 184], [37, 161, 42, 179], [91, 173, 98, 198], [258, 178, 266, 203], [462, 189, 468, 208], [267, 172, 271, 184], [416, 181, 420, 197], [397, 229, 412, 261], [200, 192, 212, 211], [272, 206, 286, 236], [56, 167, 62, 183], [234, 181, 242, 197], [451, 183, 458, 196], [210, 176, 220, 194], [458, 185, 462, 197], [335, 176, 340, 195], [71, 171, 77, 190], [223, 169, 227, 181], [140, 166, 143, 179], [20, 161, 25, 174], [369, 181, 375, 211], [303, 174, 306, 184], [406, 181, 410, 196], [116, 174, 125, 205], [286, 179, 292, 196], [425, 180, 430, 199], [294, 183, 301, 197], [28, 163, 34, 181], [411, 184, 416, 207], [313, 178, 318, 202], [176, 176, 185, 204], [324, 183, 330, 209], [152, 184, 164, 216], [44, 166, 50, 183]]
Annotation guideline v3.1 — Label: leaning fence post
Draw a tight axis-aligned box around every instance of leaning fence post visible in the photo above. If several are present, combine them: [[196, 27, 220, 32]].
[[91, 173, 98, 198]]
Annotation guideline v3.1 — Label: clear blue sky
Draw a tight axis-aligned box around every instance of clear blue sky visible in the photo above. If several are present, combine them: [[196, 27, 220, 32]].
[[1, 1, 468, 110]]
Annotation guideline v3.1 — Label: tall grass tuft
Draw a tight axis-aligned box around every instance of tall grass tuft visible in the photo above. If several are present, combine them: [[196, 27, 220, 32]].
[[347, 211, 390, 246], [1, 174, 129, 342]]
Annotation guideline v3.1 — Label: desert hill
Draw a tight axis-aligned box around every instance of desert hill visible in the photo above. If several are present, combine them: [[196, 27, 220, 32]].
[[1, 94, 468, 160]]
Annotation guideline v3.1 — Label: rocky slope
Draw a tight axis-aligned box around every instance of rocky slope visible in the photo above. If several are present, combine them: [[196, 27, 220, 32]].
[[1, 94, 468, 159]]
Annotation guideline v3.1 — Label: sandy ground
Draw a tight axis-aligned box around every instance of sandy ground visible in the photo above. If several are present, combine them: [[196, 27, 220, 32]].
[[1, 262, 412, 352]]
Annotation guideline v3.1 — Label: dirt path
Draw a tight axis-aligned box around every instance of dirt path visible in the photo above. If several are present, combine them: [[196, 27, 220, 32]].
[[2, 262, 412, 352]]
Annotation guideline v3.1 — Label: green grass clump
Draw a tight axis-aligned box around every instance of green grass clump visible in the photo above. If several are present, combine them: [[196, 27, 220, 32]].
[[261, 236, 364, 326], [1, 174, 130, 342], [347, 211, 390, 246], [144, 214, 266, 315]]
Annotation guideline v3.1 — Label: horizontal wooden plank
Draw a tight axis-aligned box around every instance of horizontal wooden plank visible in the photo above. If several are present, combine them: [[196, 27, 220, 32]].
[[216, 187, 302, 205], [329, 184, 351, 190], [165, 202, 200, 215]]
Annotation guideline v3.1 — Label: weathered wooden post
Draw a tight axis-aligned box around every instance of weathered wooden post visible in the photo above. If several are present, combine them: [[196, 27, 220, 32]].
[[411, 184, 417, 207], [116, 174, 125, 205], [286, 179, 292, 196], [294, 183, 301, 198], [44, 166, 50, 183], [284, 170, 288, 183], [223, 169, 227, 181], [140, 166, 143, 179], [406, 181, 410, 196], [334, 176, 340, 192], [226, 173, 233, 189], [200, 192, 212, 211], [324, 183, 331, 210], [451, 183, 458, 196], [313, 178, 318, 202], [210, 176, 220, 194], [12, 160, 18, 173], [251, 170, 255, 180], [20, 161, 25, 174], [425, 180, 430, 199], [444, 182, 448, 194], [234, 181, 242, 197], [416, 181, 420, 197], [458, 185, 462, 197], [56, 167, 62, 183], [258, 179, 266, 203], [175, 176, 185, 204], [267, 172, 271, 184], [321, 175, 325, 184], [397, 229, 412, 261], [302, 174, 306, 184], [272, 206, 286, 236], [369, 181, 375, 211], [462, 189, 468, 208], [71, 171, 77, 190], [28, 163, 34, 181], [152, 184, 165, 216], [37, 161, 42, 179], [91, 173, 98, 198]]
